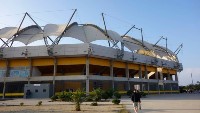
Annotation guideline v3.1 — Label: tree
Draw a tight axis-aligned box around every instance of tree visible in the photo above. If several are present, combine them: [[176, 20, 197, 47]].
[[71, 89, 86, 111], [90, 88, 102, 106]]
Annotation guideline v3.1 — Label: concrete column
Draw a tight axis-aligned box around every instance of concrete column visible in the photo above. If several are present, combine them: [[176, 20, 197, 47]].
[[145, 64, 148, 79], [175, 73, 178, 81], [145, 65, 149, 94], [139, 65, 143, 91], [53, 57, 57, 96], [86, 56, 90, 94], [167, 69, 171, 80], [155, 68, 159, 94], [139, 65, 142, 79], [175, 72, 179, 92], [155, 68, 158, 80], [2, 59, 9, 99], [110, 60, 114, 89], [125, 63, 130, 90], [2, 77, 6, 99], [160, 72, 163, 80], [28, 58, 32, 84]]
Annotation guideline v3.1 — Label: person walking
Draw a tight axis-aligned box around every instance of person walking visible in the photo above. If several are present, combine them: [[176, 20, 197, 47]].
[[131, 89, 141, 113]]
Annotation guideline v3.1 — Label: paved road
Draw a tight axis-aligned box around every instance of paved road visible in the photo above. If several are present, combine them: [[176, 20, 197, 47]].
[[121, 93, 200, 113]]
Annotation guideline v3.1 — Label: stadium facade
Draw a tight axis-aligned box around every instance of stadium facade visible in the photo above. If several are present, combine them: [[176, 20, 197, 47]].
[[0, 13, 183, 97]]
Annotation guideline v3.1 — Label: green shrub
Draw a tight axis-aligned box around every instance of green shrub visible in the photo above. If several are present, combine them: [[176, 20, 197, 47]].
[[112, 99, 120, 105], [58, 92, 66, 101], [36, 101, 42, 106], [101, 91, 109, 101], [50, 95, 58, 101], [114, 92, 121, 99], [65, 92, 72, 101], [106, 89, 115, 98], [58, 91, 72, 101], [91, 102, 98, 106], [90, 88, 103, 105], [126, 90, 132, 96], [85, 95, 93, 102], [20, 102, 24, 106]]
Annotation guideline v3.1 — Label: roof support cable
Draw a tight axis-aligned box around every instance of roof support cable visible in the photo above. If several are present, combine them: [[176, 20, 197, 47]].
[[165, 37, 168, 53], [126, 26, 145, 48], [57, 9, 77, 44], [0, 12, 43, 58], [174, 43, 183, 55], [114, 25, 136, 58], [48, 36, 54, 43], [122, 25, 135, 37], [113, 25, 135, 48], [154, 36, 164, 46], [47, 9, 77, 56], [0, 38, 9, 47], [101, 13, 125, 59], [9, 13, 27, 47], [17, 12, 27, 33], [153, 36, 168, 52], [101, 13, 111, 47], [9, 12, 43, 47], [140, 28, 144, 47], [43, 37, 49, 47]]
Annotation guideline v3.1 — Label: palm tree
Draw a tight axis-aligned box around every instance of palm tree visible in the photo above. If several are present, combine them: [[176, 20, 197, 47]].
[[90, 88, 102, 106], [71, 89, 86, 111]]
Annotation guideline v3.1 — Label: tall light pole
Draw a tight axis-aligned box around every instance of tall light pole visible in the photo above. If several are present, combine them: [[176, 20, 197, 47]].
[[191, 73, 193, 85]]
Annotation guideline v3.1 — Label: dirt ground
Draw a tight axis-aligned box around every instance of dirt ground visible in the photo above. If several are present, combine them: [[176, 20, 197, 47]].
[[0, 100, 123, 113], [1, 93, 199, 113]]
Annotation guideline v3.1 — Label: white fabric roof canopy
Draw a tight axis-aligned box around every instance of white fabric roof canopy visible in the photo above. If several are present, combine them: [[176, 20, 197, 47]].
[[0, 27, 18, 39], [43, 23, 123, 43], [0, 22, 178, 62], [13, 26, 43, 45], [43, 24, 66, 37]]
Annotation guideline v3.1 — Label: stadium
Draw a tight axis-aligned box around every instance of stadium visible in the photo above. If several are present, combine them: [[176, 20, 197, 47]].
[[0, 12, 183, 98]]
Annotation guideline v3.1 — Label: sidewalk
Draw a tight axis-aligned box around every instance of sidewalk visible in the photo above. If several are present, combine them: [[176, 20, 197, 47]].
[[121, 93, 200, 113]]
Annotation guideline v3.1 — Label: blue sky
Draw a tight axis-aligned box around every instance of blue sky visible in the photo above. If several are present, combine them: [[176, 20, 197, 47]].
[[0, 0, 199, 85]]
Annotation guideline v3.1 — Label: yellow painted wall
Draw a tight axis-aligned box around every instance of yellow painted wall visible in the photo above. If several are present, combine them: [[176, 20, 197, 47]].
[[64, 82, 82, 90], [57, 57, 86, 65], [113, 61, 126, 68], [90, 57, 110, 66], [9, 59, 29, 67], [128, 63, 139, 70], [56, 81, 82, 92], [32, 58, 54, 66], [141, 65, 145, 71], [169, 70, 177, 75], [146, 66, 156, 72], [0, 60, 6, 67], [162, 68, 168, 74]]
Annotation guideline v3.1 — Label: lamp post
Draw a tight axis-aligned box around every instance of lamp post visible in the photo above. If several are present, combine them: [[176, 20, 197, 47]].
[[191, 73, 193, 85]]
